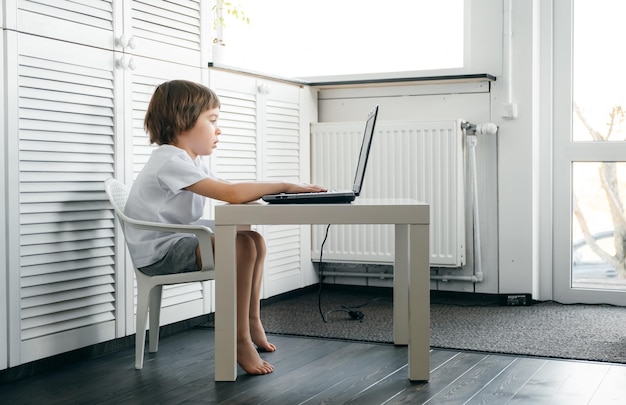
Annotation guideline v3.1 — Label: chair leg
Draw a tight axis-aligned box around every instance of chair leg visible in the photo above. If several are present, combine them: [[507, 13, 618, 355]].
[[135, 282, 151, 370], [149, 285, 163, 353]]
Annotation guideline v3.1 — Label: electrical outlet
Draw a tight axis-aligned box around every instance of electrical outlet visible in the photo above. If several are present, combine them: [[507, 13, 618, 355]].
[[502, 102, 518, 119]]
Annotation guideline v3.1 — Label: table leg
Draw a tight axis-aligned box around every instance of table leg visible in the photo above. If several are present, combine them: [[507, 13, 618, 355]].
[[394, 224, 409, 345], [214, 225, 238, 381], [409, 223, 430, 381]]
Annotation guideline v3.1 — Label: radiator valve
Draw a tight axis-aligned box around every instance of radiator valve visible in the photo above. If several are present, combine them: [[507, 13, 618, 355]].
[[461, 122, 498, 136]]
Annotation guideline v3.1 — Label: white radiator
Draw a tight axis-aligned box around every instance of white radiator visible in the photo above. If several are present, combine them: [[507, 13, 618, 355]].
[[311, 120, 465, 267]]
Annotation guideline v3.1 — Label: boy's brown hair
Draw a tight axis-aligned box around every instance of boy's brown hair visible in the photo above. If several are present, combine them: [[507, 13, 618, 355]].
[[144, 80, 221, 145]]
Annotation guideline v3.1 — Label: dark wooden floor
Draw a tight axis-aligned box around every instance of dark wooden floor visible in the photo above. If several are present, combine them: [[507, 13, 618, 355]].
[[1, 328, 625, 404]]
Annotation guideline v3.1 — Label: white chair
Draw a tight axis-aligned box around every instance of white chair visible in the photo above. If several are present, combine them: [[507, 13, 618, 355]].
[[104, 178, 216, 369]]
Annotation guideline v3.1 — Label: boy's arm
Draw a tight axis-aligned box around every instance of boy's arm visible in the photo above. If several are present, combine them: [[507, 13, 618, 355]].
[[185, 177, 326, 204]]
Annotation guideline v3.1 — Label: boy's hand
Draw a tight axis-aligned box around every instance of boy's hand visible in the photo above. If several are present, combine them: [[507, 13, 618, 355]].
[[286, 183, 327, 194]]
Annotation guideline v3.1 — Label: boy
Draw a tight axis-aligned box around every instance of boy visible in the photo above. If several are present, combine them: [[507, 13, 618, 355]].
[[124, 80, 326, 375]]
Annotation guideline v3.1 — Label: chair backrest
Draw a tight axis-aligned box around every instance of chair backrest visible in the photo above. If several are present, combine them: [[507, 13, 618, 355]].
[[104, 178, 129, 211], [104, 178, 216, 275], [104, 178, 131, 230]]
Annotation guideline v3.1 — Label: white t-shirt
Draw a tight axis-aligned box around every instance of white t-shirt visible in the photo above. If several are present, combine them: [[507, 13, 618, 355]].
[[124, 145, 214, 268]]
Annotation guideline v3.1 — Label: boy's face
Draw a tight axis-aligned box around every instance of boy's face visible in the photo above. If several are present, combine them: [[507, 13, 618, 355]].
[[177, 107, 221, 159]]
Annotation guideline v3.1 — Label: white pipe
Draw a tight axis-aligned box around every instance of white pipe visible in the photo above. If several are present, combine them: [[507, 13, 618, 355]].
[[430, 274, 482, 283], [322, 270, 392, 279], [504, 0, 513, 104], [323, 270, 481, 283], [467, 133, 484, 283], [502, 0, 518, 119]]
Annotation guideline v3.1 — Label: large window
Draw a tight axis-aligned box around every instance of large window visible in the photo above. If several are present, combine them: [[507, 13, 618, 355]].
[[553, 0, 626, 304], [572, 0, 626, 142], [569, 0, 626, 292], [216, 0, 466, 79]]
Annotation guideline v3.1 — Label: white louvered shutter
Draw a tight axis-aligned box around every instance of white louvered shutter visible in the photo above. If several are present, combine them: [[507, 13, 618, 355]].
[[262, 83, 307, 297], [211, 86, 258, 183], [8, 32, 120, 364], [127, 0, 207, 67], [15, 0, 117, 50], [210, 71, 309, 298], [3, 0, 215, 368], [123, 0, 210, 329], [210, 72, 266, 297]]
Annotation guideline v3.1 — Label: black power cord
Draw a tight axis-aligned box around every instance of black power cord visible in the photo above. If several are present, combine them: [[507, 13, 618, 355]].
[[317, 224, 332, 322], [325, 306, 365, 321], [317, 224, 391, 323]]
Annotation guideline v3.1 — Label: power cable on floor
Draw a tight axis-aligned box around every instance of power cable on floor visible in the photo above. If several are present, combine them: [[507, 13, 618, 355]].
[[317, 224, 392, 323], [317, 224, 332, 322]]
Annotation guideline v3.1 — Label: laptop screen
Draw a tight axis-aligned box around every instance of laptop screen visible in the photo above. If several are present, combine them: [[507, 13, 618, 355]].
[[352, 105, 379, 196]]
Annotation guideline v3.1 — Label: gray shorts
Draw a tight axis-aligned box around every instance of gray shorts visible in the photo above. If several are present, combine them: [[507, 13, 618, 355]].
[[139, 237, 199, 276]]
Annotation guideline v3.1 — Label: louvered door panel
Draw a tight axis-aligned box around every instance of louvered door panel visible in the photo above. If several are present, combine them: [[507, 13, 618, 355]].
[[209, 72, 311, 298], [204, 72, 258, 306], [263, 85, 307, 297], [128, 56, 209, 327], [208, 70, 260, 191], [128, 0, 205, 67], [11, 33, 118, 363], [213, 88, 258, 181], [265, 92, 301, 181], [16, 0, 116, 50]]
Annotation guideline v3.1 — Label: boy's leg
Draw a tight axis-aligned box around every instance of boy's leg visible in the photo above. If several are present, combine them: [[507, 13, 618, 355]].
[[235, 232, 274, 375], [242, 231, 276, 352]]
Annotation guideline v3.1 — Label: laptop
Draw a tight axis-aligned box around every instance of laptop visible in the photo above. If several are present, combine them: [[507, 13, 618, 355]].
[[262, 105, 379, 204]]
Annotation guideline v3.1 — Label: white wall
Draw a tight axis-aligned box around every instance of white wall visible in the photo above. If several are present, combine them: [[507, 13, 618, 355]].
[[492, 0, 552, 299], [490, 0, 529, 295], [1, 28, 8, 371]]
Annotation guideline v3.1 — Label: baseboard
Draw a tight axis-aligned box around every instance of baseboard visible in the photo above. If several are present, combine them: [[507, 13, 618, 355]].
[[261, 284, 394, 308], [263, 284, 537, 309], [263, 284, 534, 308], [0, 314, 211, 385], [431, 290, 534, 306]]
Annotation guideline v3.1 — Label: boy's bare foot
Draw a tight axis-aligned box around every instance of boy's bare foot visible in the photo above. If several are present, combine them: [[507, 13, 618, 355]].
[[250, 319, 276, 352], [237, 339, 274, 375]]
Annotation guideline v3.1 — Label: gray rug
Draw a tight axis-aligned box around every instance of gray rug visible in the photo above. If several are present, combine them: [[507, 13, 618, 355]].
[[260, 288, 626, 364]]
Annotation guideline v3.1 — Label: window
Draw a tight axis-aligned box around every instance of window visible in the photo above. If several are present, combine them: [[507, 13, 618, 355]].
[[216, 0, 467, 79], [553, 0, 626, 302], [568, 0, 626, 291], [572, 0, 626, 142]]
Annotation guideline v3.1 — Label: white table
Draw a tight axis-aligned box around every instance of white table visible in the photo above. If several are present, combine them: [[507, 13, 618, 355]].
[[213, 199, 430, 381]]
